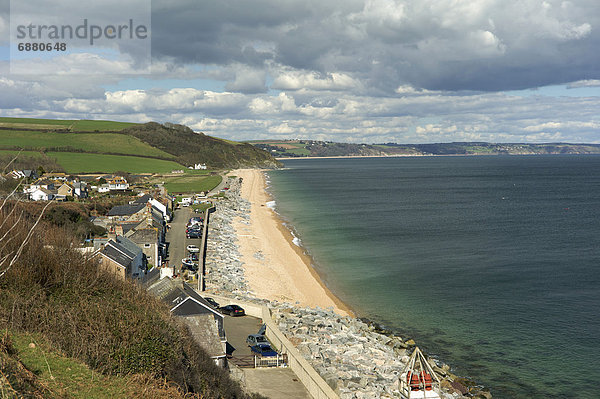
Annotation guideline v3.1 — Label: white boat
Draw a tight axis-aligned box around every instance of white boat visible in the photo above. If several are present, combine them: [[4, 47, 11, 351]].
[[399, 346, 442, 399]]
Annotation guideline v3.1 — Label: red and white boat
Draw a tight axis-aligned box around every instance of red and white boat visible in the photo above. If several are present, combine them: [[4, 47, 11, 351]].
[[399, 346, 442, 399]]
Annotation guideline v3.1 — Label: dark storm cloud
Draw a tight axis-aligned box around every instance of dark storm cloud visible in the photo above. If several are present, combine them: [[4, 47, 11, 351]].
[[151, 0, 600, 92]]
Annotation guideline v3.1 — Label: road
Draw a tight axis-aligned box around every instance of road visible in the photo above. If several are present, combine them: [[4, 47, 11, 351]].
[[165, 206, 201, 275]]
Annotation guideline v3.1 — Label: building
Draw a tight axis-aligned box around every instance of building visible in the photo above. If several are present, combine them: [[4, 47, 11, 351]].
[[9, 169, 38, 180], [147, 278, 227, 367], [108, 176, 129, 190], [96, 235, 147, 280], [127, 227, 161, 267], [107, 203, 147, 222], [29, 188, 56, 201], [57, 182, 74, 197]]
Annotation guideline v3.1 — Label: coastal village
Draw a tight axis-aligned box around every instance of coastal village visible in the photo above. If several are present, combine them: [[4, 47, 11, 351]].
[[2, 164, 489, 399]]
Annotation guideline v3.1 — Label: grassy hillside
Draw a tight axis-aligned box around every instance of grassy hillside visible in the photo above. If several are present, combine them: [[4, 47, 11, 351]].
[[0, 117, 137, 132], [47, 152, 183, 174], [0, 117, 281, 172], [2, 332, 190, 398], [0, 130, 174, 159], [123, 122, 282, 169], [0, 207, 262, 398]]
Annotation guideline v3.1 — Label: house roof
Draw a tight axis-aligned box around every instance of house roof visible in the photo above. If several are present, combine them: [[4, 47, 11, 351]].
[[108, 203, 145, 216], [100, 244, 132, 269], [114, 235, 142, 257], [118, 222, 141, 235], [133, 194, 152, 204], [32, 188, 54, 195], [182, 315, 226, 358], [127, 227, 158, 243], [147, 278, 222, 319]]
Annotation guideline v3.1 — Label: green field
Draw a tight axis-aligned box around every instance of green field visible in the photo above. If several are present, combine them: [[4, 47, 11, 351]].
[[0, 130, 174, 159], [0, 149, 47, 158], [71, 120, 138, 131], [48, 152, 184, 173], [0, 117, 137, 131], [165, 175, 222, 194]]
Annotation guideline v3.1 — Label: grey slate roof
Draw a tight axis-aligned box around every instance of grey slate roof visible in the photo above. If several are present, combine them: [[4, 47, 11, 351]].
[[182, 315, 226, 358], [101, 244, 131, 269], [127, 228, 158, 243], [133, 194, 152, 204], [147, 278, 221, 318], [115, 235, 142, 258], [108, 203, 145, 216]]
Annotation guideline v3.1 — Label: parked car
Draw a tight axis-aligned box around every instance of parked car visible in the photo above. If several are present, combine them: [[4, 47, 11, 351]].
[[204, 297, 219, 308], [250, 343, 277, 357], [189, 253, 199, 261], [246, 334, 269, 346], [218, 304, 245, 316], [187, 245, 200, 253], [186, 231, 201, 239], [182, 258, 197, 271]]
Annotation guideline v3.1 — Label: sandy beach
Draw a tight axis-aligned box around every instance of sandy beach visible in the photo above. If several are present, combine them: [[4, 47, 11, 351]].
[[231, 169, 352, 317]]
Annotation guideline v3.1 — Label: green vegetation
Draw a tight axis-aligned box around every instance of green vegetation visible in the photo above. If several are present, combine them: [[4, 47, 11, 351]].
[[0, 150, 65, 174], [0, 209, 262, 398], [0, 130, 173, 159], [43, 203, 106, 239], [0, 117, 137, 132], [47, 152, 183, 174], [2, 331, 184, 398], [165, 175, 222, 194], [70, 120, 138, 132], [123, 122, 282, 169]]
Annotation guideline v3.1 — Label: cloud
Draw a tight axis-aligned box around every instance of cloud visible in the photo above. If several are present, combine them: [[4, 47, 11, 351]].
[[2, 0, 600, 145], [146, 0, 600, 92]]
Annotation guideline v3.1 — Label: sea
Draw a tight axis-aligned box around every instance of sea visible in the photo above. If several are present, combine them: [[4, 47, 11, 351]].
[[266, 155, 600, 399]]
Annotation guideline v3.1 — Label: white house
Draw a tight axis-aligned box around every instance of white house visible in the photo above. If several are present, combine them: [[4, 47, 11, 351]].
[[108, 177, 129, 191], [29, 188, 55, 201]]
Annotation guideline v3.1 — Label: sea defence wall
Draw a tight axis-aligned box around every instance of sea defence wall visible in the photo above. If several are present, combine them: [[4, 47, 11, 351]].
[[210, 294, 339, 399]]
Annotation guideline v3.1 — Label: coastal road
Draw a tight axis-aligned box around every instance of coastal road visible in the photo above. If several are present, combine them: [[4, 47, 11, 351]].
[[165, 206, 192, 274]]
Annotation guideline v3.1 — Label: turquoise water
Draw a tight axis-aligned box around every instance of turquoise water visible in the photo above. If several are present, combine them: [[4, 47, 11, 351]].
[[267, 156, 600, 399]]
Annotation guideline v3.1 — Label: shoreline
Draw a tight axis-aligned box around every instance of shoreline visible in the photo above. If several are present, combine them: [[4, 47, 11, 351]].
[[231, 168, 353, 317], [204, 171, 476, 398]]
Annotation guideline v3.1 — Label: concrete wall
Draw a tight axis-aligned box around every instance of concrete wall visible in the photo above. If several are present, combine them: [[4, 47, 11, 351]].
[[210, 295, 339, 399]]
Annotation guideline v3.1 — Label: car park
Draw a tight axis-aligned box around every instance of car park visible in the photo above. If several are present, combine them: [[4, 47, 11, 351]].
[[187, 245, 200, 253], [250, 343, 277, 357], [218, 304, 245, 316], [246, 334, 269, 346]]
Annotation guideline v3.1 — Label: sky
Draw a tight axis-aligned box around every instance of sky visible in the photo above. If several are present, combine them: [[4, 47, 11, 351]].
[[1, 0, 600, 144]]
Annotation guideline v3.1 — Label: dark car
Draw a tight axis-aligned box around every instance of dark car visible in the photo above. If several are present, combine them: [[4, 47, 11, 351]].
[[246, 334, 268, 346], [219, 304, 245, 316], [186, 231, 202, 239], [204, 297, 219, 308], [250, 343, 277, 357]]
